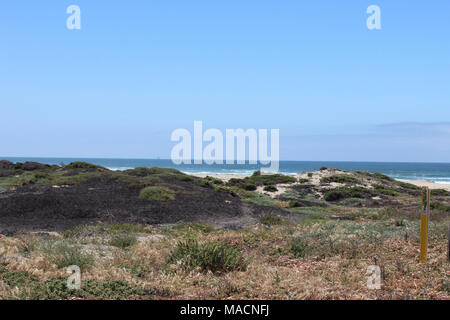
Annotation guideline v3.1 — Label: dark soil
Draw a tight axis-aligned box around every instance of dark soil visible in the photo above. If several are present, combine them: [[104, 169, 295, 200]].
[[0, 168, 295, 235]]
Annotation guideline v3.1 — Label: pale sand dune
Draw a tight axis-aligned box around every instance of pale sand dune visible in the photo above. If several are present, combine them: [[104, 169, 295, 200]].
[[190, 173, 450, 192], [397, 179, 450, 191]]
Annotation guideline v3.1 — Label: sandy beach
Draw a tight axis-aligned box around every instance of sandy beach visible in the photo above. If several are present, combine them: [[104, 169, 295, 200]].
[[397, 179, 450, 191]]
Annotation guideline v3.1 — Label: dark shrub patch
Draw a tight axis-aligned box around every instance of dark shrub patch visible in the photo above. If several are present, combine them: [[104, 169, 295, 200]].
[[65, 162, 105, 170], [259, 214, 284, 226], [321, 175, 359, 184], [431, 202, 450, 212], [431, 189, 450, 197], [324, 187, 374, 202], [263, 185, 277, 192], [289, 200, 302, 208], [244, 183, 257, 191]]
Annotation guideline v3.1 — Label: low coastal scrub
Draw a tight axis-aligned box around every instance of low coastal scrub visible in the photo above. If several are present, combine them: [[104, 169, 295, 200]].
[[431, 202, 450, 213], [139, 186, 175, 201], [109, 233, 138, 249], [321, 174, 359, 184], [259, 214, 284, 226], [0, 266, 144, 299], [166, 239, 249, 273], [227, 172, 295, 191], [324, 186, 374, 201], [290, 221, 418, 260], [65, 161, 105, 170], [41, 241, 94, 269], [263, 185, 278, 192], [431, 189, 450, 197], [373, 184, 398, 196]]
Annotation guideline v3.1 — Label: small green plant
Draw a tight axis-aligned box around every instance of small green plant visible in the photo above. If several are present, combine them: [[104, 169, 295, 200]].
[[263, 185, 277, 192], [289, 200, 301, 208], [324, 187, 373, 201], [320, 166, 328, 171], [321, 175, 359, 184], [298, 178, 310, 183], [373, 184, 398, 196], [41, 241, 94, 269], [0, 266, 144, 299], [175, 222, 214, 234], [259, 214, 284, 226], [290, 236, 313, 258], [431, 189, 450, 196], [431, 202, 450, 212], [139, 186, 175, 201], [244, 183, 257, 191], [166, 239, 249, 273], [109, 233, 138, 249], [34, 172, 49, 180]]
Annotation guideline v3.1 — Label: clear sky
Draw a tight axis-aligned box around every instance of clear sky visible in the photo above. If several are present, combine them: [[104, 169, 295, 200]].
[[1, 1, 449, 162]]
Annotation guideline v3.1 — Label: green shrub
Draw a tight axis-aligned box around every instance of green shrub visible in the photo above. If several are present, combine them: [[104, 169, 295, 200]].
[[259, 214, 284, 226], [298, 178, 310, 183], [176, 174, 193, 182], [166, 239, 249, 273], [34, 172, 49, 180], [227, 174, 295, 189], [65, 162, 105, 170], [244, 183, 257, 191], [431, 202, 450, 212], [175, 222, 214, 234], [307, 173, 313, 177], [125, 167, 182, 177], [431, 189, 450, 196], [198, 179, 213, 188], [290, 236, 313, 258], [289, 200, 301, 208], [41, 241, 94, 269], [324, 187, 373, 202], [373, 184, 398, 196], [109, 233, 138, 249], [139, 186, 175, 201], [215, 186, 237, 196], [320, 167, 328, 171], [263, 185, 278, 192], [321, 175, 359, 184], [204, 176, 224, 185]]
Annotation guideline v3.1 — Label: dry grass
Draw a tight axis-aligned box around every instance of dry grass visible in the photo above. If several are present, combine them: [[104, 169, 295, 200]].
[[0, 215, 449, 300]]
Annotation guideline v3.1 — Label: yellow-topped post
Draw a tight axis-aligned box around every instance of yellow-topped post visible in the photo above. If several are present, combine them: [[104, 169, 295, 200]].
[[419, 186, 430, 263]]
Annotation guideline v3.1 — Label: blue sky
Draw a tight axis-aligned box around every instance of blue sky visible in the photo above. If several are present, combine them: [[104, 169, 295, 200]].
[[1, 1, 449, 162]]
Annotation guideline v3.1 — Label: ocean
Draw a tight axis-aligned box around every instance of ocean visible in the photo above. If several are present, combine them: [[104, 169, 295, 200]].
[[2, 157, 450, 183]]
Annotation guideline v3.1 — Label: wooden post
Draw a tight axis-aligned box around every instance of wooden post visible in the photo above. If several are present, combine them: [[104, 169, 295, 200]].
[[419, 187, 430, 263], [448, 221, 450, 262]]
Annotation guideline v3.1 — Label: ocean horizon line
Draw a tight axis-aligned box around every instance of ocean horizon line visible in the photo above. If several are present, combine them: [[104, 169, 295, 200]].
[[2, 156, 450, 165]]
